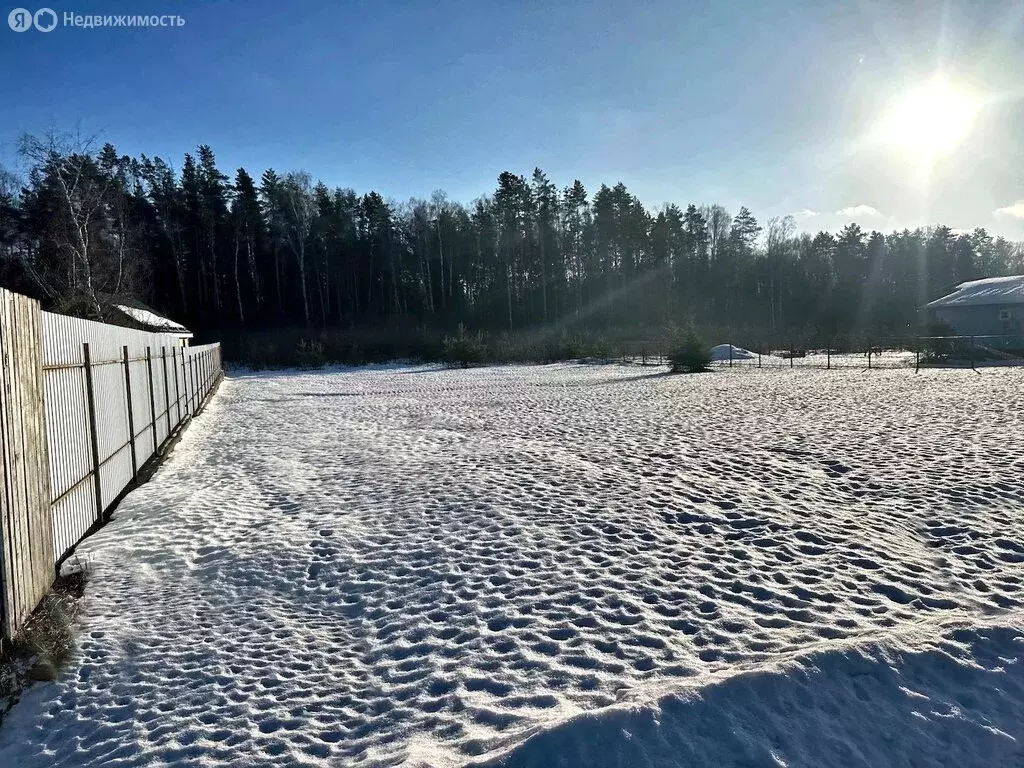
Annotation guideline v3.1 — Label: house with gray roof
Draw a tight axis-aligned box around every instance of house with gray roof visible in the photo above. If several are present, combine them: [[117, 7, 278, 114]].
[[925, 275, 1024, 348]]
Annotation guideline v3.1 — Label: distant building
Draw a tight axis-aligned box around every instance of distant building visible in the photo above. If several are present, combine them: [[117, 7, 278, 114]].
[[105, 295, 193, 345], [925, 275, 1024, 347]]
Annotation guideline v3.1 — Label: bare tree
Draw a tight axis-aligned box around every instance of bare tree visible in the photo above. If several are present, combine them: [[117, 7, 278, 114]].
[[765, 215, 796, 332], [701, 204, 731, 263], [20, 131, 121, 317], [269, 171, 314, 327]]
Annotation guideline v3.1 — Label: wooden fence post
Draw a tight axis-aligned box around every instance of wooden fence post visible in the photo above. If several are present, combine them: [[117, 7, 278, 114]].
[[0, 289, 55, 641], [122, 345, 137, 480], [146, 347, 157, 454], [161, 346, 171, 438], [82, 342, 103, 521]]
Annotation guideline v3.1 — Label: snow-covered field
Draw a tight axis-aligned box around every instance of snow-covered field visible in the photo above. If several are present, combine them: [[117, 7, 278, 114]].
[[1, 363, 1022, 767]]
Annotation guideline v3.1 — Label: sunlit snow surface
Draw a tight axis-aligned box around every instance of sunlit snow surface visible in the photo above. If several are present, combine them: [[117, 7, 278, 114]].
[[1, 363, 1023, 767]]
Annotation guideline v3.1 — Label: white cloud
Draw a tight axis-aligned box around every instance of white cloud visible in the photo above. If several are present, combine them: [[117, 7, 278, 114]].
[[792, 209, 819, 220], [994, 201, 1024, 219], [835, 204, 884, 218]]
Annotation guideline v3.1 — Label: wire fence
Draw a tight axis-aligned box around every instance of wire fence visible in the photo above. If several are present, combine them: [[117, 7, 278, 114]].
[[611, 335, 1024, 372]]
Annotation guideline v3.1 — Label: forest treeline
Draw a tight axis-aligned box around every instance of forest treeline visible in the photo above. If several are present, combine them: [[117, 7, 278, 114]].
[[1, 133, 1022, 348]]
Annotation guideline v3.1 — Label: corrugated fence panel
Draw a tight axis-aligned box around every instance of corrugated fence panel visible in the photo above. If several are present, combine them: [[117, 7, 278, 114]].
[[183, 344, 221, 415], [129, 355, 155, 468], [44, 362, 93, 560], [152, 348, 168, 448], [94, 354, 131, 513], [40, 313, 222, 564]]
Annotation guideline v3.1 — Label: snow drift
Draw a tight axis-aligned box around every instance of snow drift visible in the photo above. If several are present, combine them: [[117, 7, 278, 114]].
[[473, 621, 1024, 768]]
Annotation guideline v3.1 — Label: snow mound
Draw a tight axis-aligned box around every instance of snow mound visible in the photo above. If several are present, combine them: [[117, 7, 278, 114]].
[[473, 622, 1024, 768], [711, 343, 755, 361]]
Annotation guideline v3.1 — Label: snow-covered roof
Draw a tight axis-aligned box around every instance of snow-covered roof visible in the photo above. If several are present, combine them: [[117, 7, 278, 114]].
[[114, 304, 192, 335], [926, 275, 1024, 309]]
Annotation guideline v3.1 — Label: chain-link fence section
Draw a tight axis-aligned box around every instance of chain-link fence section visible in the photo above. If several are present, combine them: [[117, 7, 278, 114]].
[[609, 335, 1024, 372]]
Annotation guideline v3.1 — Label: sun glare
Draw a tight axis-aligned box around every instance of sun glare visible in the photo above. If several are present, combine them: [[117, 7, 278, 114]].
[[876, 76, 982, 161]]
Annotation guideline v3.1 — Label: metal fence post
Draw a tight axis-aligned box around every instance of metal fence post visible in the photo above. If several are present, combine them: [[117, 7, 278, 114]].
[[184, 349, 191, 413], [82, 343, 103, 521], [970, 336, 975, 371], [729, 343, 733, 368], [915, 342, 920, 373], [122, 345, 137, 480], [146, 346, 157, 454], [190, 350, 198, 412], [161, 346, 171, 438], [171, 346, 182, 422], [827, 345, 831, 370], [188, 349, 195, 414], [868, 344, 872, 370]]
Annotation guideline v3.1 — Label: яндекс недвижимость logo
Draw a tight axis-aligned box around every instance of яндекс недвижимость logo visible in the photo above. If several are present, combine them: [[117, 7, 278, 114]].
[[7, 8, 184, 31], [8, 7, 57, 32]]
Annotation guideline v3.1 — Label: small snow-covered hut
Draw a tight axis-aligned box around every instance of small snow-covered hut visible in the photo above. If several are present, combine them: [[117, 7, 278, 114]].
[[107, 296, 193, 345]]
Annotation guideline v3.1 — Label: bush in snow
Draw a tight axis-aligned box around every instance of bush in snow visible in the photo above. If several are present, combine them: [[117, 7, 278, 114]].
[[668, 331, 712, 373], [295, 338, 327, 369], [240, 338, 279, 369], [442, 326, 485, 368]]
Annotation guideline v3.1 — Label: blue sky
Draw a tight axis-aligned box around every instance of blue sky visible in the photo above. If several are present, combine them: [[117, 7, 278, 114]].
[[2, 0, 1023, 237]]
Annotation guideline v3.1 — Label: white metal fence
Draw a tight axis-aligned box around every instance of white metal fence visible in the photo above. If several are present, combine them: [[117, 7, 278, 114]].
[[1, 289, 222, 639], [42, 313, 221, 559]]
